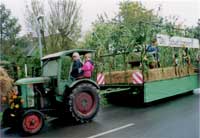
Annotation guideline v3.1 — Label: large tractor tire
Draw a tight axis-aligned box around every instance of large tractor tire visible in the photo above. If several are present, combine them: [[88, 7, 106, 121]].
[[68, 83, 99, 123], [19, 109, 45, 136]]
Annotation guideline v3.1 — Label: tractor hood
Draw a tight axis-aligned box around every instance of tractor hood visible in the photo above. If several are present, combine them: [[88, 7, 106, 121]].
[[15, 77, 50, 85]]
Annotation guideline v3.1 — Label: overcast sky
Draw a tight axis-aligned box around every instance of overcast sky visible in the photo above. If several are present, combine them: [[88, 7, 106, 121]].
[[1, 0, 200, 36]]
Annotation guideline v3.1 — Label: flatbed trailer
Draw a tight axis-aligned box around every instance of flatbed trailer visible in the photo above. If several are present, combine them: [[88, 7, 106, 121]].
[[99, 73, 198, 105], [97, 34, 200, 104]]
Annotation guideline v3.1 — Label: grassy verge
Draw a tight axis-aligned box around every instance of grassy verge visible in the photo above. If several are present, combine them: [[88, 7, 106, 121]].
[[100, 94, 110, 107]]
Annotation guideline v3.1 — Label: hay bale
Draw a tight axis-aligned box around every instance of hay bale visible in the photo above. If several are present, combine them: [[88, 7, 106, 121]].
[[104, 70, 142, 84], [0, 67, 13, 97], [144, 68, 164, 81], [105, 71, 127, 84], [178, 65, 195, 77], [103, 65, 196, 84], [187, 65, 195, 75], [146, 67, 181, 82], [180, 66, 187, 76], [145, 66, 196, 82], [162, 67, 176, 79]]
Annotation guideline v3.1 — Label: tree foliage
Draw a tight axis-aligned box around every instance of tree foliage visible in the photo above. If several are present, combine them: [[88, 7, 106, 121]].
[[0, 4, 21, 60], [83, 1, 199, 73], [84, 1, 160, 55], [192, 19, 200, 41]]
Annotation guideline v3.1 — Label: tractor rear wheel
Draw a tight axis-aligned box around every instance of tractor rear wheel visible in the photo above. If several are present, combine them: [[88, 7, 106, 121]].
[[68, 83, 99, 123]]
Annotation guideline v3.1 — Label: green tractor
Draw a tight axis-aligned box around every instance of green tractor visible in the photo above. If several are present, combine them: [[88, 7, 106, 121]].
[[1, 49, 100, 135]]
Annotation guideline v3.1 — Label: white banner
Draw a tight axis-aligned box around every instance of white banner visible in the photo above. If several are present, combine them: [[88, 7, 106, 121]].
[[156, 34, 200, 48]]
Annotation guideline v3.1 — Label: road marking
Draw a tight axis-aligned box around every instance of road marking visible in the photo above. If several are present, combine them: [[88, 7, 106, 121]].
[[86, 123, 135, 138]]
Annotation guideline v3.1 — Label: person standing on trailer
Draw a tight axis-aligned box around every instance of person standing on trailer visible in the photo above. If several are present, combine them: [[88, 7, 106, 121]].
[[173, 53, 181, 76], [146, 39, 160, 68], [182, 47, 191, 65]]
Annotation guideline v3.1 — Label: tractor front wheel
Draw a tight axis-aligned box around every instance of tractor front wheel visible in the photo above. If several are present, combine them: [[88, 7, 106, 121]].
[[19, 109, 44, 136], [68, 83, 99, 123]]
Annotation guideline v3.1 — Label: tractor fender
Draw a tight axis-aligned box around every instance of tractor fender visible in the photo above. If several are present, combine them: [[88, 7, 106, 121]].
[[69, 79, 100, 89]]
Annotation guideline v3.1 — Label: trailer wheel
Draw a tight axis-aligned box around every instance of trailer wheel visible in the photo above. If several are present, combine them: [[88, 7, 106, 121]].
[[68, 83, 99, 123], [19, 110, 44, 136]]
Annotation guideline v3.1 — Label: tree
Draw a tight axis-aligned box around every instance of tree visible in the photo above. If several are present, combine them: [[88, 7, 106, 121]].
[[25, 0, 47, 53], [47, 0, 81, 52], [25, 0, 44, 34], [118, 1, 162, 45], [0, 4, 21, 60], [193, 19, 200, 41], [84, 1, 160, 55], [25, 0, 81, 54]]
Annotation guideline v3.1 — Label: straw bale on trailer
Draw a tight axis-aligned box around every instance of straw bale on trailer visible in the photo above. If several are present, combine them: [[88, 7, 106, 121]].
[[145, 67, 177, 81], [104, 70, 142, 84], [145, 66, 195, 82], [104, 66, 196, 84], [104, 71, 127, 84], [0, 67, 13, 97], [162, 67, 176, 80]]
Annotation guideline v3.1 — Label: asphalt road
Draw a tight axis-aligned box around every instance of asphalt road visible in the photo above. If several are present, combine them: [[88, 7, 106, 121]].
[[1, 92, 199, 138]]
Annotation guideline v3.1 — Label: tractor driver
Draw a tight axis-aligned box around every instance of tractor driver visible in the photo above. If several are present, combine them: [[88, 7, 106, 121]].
[[70, 52, 83, 80]]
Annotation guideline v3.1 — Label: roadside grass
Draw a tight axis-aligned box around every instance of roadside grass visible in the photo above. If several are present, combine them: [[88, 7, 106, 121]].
[[100, 93, 110, 107]]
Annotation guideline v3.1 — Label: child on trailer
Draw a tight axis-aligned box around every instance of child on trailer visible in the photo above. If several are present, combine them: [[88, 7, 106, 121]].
[[81, 53, 94, 79]]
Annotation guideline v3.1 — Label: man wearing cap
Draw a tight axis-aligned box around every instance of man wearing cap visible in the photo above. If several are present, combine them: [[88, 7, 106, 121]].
[[70, 52, 83, 80]]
